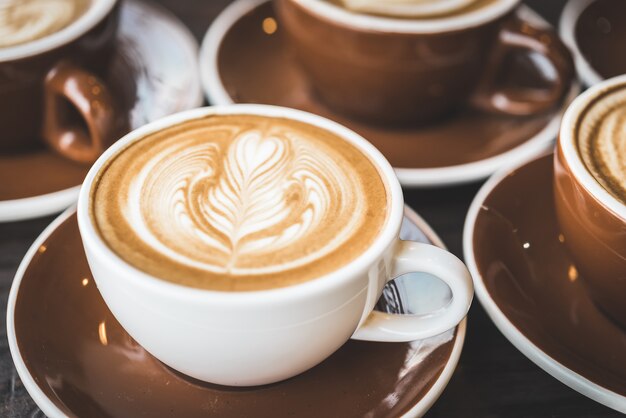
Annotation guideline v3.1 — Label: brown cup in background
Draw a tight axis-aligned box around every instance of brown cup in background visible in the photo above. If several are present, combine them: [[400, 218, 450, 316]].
[[275, 0, 574, 126], [0, 0, 123, 164], [554, 76, 626, 330]]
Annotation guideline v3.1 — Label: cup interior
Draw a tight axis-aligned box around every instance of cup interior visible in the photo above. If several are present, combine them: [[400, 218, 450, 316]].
[[77, 104, 405, 299], [559, 74, 626, 220], [0, 0, 118, 62], [289, 0, 519, 33]]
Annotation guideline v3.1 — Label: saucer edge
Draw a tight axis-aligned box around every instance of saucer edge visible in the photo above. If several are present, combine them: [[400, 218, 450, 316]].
[[462, 152, 626, 413], [7, 206, 467, 418], [200, 0, 580, 188]]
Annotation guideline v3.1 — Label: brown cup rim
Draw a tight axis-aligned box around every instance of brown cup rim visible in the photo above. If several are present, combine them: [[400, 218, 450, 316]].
[[0, 0, 118, 62], [558, 74, 626, 220], [288, 0, 519, 33]]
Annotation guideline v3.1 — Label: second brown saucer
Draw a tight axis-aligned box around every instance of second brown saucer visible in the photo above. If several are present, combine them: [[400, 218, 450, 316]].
[[200, 0, 579, 187], [464, 153, 626, 413]]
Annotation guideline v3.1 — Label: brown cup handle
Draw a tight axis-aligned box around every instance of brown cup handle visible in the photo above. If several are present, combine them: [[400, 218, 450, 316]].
[[470, 15, 574, 116], [43, 61, 117, 164]]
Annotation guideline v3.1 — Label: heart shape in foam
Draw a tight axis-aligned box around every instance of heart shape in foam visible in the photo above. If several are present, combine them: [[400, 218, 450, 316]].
[[128, 123, 365, 276], [91, 114, 389, 290]]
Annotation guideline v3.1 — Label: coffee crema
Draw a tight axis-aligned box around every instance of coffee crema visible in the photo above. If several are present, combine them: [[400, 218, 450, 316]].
[[0, 0, 90, 48], [91, 115, 389, 291], [577, 86, 626, 204], [328, 0, 499, 18]]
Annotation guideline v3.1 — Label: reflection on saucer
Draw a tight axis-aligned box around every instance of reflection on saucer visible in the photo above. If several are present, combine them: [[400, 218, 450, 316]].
[[7, 207, 465, 417], [201, 0, 579, 187], [464, 154, 626, 413]]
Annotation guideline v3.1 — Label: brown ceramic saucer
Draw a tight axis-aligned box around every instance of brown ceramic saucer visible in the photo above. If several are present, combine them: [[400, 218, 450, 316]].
[[560, 0, 626, 87], [0, 0, 202, 223], [199, 0, 579, 188], [7, 206, 466, 418], [463, 153, 626, 413]]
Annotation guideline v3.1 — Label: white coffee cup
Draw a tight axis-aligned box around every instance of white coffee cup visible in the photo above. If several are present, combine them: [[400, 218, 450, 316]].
[[77, 105, 473, 386]]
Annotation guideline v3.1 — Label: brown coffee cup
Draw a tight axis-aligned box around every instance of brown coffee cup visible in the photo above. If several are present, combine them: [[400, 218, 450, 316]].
[[274, 0, 574, 126], [554, 75, 626, 329], [0, 0, 123, 164]]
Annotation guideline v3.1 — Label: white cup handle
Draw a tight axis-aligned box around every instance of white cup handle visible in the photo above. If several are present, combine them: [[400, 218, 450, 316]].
[[352, 240, 473, 342]]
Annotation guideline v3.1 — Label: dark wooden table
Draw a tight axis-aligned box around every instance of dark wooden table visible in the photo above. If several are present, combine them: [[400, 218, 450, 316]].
[[1, 1, 623, 417]]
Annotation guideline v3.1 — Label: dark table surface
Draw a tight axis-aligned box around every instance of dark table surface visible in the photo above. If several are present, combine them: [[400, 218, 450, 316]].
[[1, 0, 623, 417]]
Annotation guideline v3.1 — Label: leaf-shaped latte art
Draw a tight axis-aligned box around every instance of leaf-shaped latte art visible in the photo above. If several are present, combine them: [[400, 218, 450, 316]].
[[124, 123, 365, 275], [93, 115, 389, 290]]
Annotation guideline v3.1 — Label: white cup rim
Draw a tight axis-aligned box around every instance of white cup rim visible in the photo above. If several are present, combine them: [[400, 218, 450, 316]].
[[0, 0, 117, 62], [559, 74, 626, 220], [77, 104, 404, 304], [289, 0, 519, 34]]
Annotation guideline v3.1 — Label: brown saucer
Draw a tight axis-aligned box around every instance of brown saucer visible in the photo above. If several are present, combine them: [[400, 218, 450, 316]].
[[0, 0, 202, 222], [8, 207, 465, 418], [464, 154, 626, 412], [202, 0, 578, 187], [0, 152, 88, 202]]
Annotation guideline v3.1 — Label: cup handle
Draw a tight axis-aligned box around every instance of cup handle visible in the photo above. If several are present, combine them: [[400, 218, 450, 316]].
[[469, 15, 574, 116], [352, 241, 473, 342], [43, 61, 119, 164]]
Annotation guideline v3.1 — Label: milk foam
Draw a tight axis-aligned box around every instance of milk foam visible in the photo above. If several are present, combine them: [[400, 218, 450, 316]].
[[92, 115, 389, 290], [127, 125, 363, 275], [0, 0, 88, 48], [578, 87, 626, 203], [334, 0, 479, 17]]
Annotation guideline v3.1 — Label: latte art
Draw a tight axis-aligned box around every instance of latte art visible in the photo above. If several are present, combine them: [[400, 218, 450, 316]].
[[0, 0, 90, 48], [578, 87, 626, 204], [130, 125, 361, 275], [92, 115, 389, 291]]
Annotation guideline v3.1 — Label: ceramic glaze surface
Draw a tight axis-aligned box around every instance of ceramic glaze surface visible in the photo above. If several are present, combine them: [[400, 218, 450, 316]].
[[10, 210, 461, 418], [472, 155, 626, 401]]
